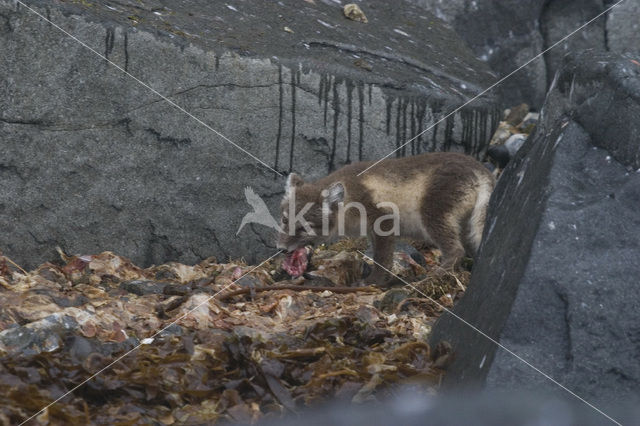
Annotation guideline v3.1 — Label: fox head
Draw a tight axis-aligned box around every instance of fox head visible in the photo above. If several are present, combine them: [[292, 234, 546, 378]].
[[276, 173, 345, 252]]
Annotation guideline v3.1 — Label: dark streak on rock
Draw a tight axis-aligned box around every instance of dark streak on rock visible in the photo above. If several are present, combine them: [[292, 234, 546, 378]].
[[395, 98, 401, 157], [274, 64, 283, 176], [410, 101, 416, 156], [144, 127, 191, 147], [385, 96, 393, 136], [323, 74, 331, 128], [288, 70, 297, 173], [444, 114, 454, 151], [329, 77, 340, 172], [105, 27, 115, 60], [345, 79, 354, 164], [556, 287, 574, 366], [357, 82, 365, 161]]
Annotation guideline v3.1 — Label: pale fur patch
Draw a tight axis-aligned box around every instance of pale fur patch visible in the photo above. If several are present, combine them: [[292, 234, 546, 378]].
[[361, 174, 431, 240], [468, 175, 493, 252]]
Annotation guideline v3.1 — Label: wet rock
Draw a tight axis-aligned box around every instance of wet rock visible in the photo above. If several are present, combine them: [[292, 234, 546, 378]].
[[430, 51, 640, 412], [1, 0, 499, 269]]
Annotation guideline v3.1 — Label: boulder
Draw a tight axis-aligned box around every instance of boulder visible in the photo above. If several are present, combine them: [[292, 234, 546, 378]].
[[429, 50, 640, 415], [412, 0, 638, 108], [0, 0, 499, 269], [607, 0, 640, 54]]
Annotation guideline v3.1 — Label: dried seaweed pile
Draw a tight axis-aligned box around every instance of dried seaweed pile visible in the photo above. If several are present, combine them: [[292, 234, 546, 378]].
[[0, 245, 468, 425]]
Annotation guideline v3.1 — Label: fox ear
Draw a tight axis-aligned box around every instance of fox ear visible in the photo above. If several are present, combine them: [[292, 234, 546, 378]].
[[322, 182, 344, 205], [285, 173, 304, 197]]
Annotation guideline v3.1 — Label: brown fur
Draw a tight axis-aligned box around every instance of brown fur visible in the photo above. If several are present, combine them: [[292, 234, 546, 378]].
[[276, 152, 495, 285]]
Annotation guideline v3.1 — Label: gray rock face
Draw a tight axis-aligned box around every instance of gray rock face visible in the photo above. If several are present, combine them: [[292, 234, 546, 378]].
[[0, 0, 499, 269], [430, 51, 640, 415], [412, 0, 639, 108], [262, 390, 640, 426], [608, 0, 640, 53]]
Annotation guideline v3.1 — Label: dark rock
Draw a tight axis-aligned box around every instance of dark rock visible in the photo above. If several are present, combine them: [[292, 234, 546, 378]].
[[0, 0, 500, 269], [162, 283, 191, 296], [411, 0, 638, 108], [119, 279, 166, 295], [395, 241, 427, 267], [0, 314, 78, 356], [158, 323, 182, 337], [486, 145, 510, 169], [556, 51, 640, 170], [608, 0, 640, 53], [430, 51, 640, 413], [375, 288, 410, 314]]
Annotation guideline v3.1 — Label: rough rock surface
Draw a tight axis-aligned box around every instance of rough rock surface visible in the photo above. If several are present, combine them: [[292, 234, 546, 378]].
[[264, 391, 640, 426], [413, 0, 639, 108], [429, 51, 640, 416], [0, 0, 499, 269]]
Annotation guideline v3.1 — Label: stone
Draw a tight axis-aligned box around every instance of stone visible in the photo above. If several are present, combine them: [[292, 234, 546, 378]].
[[0, 314, 78, 356], [429, 51, 640, 414], [343, 4, 368, 23], [607, 0, 640, 54], [0, 0, 500, 269], [503, 133, 527, 157], [119, 279, 166, 295], [411, 0, 639, 108]]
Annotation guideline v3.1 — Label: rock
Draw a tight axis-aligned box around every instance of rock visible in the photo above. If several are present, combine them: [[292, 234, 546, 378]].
[[430, 51, 640, 413], [0, 0, 500, 270], [411, 0, 639, 108], [119, 279, 166, 295], [503, 133, 527, 157], [374, 288, 411, 314], [608, 0, 640, 54], [343, 4, 368, 23], [261, 390, 640, 426], [0, 314, 78, 356]]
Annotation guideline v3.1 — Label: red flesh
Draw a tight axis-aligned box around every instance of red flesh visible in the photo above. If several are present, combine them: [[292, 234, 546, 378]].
[[282, 247, 308, 277]]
